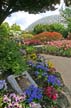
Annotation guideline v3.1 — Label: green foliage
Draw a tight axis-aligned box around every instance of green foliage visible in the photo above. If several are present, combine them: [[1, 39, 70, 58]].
[[21, 32, 33, 40], [26, 46, 36, 54], [49, 23, 67, 38], [61, 8, 71, 36], [38, 45, 71, 57], [33, 24, 50, 34], [62, 48, 71, 57], [61, 8, 71, 23], [11, 23, 21, 31], [0, 36, 28, 75], [0, 22, 10, 36], [44, 46, 59, 55]]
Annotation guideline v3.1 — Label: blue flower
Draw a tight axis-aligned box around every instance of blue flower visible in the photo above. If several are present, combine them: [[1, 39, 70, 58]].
[[35, 71, 39, 76], [47, 75, 61, 86], [0, 80, 5, 90], [36, 64, 48, 72], [27, 61, 35, 67], [24, 85, 42, 103]]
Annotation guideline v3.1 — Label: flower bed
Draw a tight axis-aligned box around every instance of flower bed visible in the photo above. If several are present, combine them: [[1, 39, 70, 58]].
[[0, 54, 70, 108], [34, 40, 71, 57]]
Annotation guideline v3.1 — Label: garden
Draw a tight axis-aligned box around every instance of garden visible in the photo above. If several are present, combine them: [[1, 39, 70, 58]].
[[0, 4, 71, 108], [0, 20, 71, 108]]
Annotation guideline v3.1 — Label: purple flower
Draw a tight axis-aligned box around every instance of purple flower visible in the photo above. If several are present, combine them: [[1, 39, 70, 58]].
[[47, 75, 61, 86]]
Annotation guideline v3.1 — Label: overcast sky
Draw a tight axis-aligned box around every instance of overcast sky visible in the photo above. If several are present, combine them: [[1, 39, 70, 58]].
[[4, 0, 65, 30]]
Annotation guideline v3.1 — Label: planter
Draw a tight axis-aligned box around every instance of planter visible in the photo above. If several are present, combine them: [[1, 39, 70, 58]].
[[7, 71, 37, 94]]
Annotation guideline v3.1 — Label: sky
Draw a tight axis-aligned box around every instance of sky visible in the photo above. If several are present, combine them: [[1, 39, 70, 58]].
[[4, 0, 65, 30]]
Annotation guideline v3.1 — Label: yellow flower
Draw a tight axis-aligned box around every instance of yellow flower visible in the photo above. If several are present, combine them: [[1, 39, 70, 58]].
[[30, 53, 37, 60], [48, 61, 54, 68]]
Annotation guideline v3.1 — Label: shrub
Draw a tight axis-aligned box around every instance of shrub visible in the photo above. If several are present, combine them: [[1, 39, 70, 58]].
[[49, 23, 68, 38], [24, 39, 41, 45], [26, 46, 36, 54], [33, 24, 50, 34], [32, 23, 68, 38], [0, 37, 28, 75], [33, 32, 63, 42], [21, 32, 33, 40]]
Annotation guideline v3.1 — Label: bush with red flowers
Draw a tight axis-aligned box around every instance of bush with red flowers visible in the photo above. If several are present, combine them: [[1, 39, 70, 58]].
[[33, 32, 63, 42]]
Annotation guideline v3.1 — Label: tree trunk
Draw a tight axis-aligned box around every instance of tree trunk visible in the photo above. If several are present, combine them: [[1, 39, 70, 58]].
[[0, 14, 8, 25]]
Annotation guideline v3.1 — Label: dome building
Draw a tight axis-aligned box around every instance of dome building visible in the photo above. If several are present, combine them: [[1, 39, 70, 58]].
[[26, 14, 67, 31]]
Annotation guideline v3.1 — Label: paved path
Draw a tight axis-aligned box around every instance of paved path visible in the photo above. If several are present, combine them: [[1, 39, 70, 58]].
[[41, 54, 71, 88]]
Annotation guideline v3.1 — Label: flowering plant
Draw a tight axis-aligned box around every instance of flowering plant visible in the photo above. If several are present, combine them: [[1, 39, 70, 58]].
[[3, 93, 26, 108], [33, 32, 63, 42], [44, 86, 58, 100], [24, 85, 42, 103], [47, 75, 61, 87], [2, 92, 42, 108]]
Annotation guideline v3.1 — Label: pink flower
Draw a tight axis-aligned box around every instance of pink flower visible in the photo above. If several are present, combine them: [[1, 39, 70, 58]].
[[3, 95, 11, 103]]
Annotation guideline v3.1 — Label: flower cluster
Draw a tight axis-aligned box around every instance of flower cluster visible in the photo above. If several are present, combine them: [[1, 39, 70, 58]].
[[24, 85, 42, 103], [3, 93, 26, 108], [2, 91, 42, 108], [44, 86, 58, 100], [28, 61, 48, 78], [47, 75, 61, 86], [46, 40, 71, 49], [26, 54, 62, 107]]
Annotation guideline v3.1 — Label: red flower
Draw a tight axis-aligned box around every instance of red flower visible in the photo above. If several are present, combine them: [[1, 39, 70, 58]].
[[52, 94, 57, 100], [44, 86, 58, 100]]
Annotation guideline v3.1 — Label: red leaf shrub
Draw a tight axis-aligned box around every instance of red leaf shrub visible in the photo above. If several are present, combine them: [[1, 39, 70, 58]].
[[24, 39, 42, 45], [33, 32, 63, 42]]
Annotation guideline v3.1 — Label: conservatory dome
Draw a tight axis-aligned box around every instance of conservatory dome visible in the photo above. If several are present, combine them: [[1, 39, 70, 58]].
[[26, 14, 67, 31]]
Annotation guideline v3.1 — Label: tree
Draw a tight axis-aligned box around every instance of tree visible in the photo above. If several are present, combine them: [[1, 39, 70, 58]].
[[0, 0, 71, 25], [61, 8, 71, 23], [0, 0, 60, 25], [61, 8, 71, 33], [0, 22, 10, 36], [11, 23, 21, 31]]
